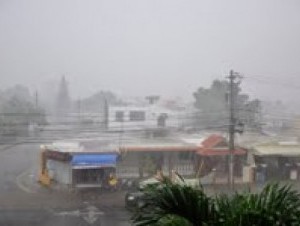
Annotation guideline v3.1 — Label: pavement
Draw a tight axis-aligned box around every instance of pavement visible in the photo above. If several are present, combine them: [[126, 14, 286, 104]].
[[0, 136, 132, 226], [16, 168, 41, 194], [0, 207, 130, 226]]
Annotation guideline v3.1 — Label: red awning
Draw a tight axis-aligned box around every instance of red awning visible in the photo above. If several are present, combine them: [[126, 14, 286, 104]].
[[197, 148, 246, 156], [120, 146, 198, 152]]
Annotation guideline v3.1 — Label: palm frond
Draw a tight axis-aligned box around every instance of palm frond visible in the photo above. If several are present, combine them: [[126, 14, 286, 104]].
[[132, 182, 300, 226], [132, 181, 217, 226]]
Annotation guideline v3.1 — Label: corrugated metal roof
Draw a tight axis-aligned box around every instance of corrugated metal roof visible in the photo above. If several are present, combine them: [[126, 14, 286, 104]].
[[201, 134, 225, 148], [198, 148, 246, 156], [254, 145, 300, 156], [120, 146, 198, 152], [43, 133, 226, 154], [197, 134, 247, 156]]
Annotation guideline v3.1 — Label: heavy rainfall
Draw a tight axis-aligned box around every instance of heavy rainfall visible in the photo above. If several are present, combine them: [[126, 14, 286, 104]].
[[0, 0, 300, 225]]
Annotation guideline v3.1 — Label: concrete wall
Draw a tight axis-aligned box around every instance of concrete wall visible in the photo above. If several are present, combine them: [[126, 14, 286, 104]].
[[47, 160, 72, 185], [108, 106, 182, 131], [116, 151, 196, 179]]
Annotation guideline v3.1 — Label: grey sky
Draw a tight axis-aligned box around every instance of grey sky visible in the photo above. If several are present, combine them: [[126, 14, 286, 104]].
[[0, 0, 300, 102]]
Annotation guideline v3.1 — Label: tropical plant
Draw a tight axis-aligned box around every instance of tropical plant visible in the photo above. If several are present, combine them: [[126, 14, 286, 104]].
[[154, 215, 192, 226], [215, 183, 300, 226], [132, 179, 218, 226], [131, 180, 300, 226]]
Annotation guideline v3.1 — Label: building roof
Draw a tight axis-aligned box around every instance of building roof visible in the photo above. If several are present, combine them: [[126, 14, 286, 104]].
[[42, 133, 247, 155], [43, 134, 200, 154], [197, 134, 247, 156], [201, 134, 225, 148], [120, 145, 198, 152], [198, 148, 247, 156], [119, 136, 199, 152], [254, 143, 300, 156], [43, 138, 120, 154]]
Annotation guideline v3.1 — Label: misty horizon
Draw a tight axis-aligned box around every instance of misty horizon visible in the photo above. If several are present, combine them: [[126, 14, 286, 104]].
[[1, 0, 300, 103]]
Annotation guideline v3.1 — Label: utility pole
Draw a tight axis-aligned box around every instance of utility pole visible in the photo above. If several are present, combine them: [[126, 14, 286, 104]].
[[78, 97, 81, 123], [228, 70, 238, 190], [35, 91, 39, 125], [103, 97, 109, 131], [35, 90, 39, 109]]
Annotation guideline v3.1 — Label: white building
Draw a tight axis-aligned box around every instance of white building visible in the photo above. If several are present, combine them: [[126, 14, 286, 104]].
[[107, 104, 185, 132]]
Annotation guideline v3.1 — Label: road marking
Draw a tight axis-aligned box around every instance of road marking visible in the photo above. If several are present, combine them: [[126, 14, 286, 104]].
[[15, 169, 36, 194], [55, 205, 104, 225]]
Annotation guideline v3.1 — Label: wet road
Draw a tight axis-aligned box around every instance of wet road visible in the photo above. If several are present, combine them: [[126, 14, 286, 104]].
[[0, 132, 131, 226], [0, 207, 130, 226], [0, 142, 39, 193]]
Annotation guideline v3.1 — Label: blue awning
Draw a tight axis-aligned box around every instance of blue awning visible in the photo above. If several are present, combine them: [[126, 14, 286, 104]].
[[71, 154, 117, 168]]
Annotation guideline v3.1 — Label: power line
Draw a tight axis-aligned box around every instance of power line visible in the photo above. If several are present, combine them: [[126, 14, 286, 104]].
[[244, 75, 300, 91]]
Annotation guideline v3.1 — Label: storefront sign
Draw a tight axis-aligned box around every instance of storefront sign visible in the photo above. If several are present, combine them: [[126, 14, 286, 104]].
[[45, 150, 71, 162]]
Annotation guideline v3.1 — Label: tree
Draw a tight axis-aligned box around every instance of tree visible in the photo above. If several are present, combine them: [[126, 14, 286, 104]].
[[0, 85, 47, 135], [132, 181, 300, 226], [193, 80, 261, 130], [78, 90, 121, 112], [193, 80, 229, 128]]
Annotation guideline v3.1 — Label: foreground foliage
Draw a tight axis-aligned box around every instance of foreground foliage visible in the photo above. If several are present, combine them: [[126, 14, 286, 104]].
[[132, 181, 300, 226]]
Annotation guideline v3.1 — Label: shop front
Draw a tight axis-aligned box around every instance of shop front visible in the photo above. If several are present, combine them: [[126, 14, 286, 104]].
[[71, 153, 118, 188]]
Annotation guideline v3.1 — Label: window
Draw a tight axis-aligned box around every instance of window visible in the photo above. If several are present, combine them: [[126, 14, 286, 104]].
[[179, 152, 193, 160], [129, 111, 145, 121], [115, 111, 124, 122]]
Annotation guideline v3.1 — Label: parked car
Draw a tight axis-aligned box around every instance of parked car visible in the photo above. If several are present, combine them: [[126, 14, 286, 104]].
[[125, 177, 159, 209], [125, 191, 145, 209]]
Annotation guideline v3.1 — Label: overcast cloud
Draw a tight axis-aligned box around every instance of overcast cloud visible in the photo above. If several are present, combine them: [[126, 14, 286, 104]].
[[0, 0, 299, 102]]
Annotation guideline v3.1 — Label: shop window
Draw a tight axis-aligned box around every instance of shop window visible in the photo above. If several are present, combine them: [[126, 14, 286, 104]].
[[129, 111, 145, 121], [179, 152, 193, 160], [115, 111, 124, 122]]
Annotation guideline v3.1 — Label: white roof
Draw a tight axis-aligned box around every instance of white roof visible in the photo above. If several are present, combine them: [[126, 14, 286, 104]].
[[43, 138, 119, 153], [254, 144, 300, 156], [179, 137, 205, 147], [42, 133, 205, 153]]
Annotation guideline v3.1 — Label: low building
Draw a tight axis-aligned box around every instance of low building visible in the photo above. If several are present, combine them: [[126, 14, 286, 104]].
[[117, 136, 200, 179], [39, 134, 203, 188], [39, 139, 119, 188], [39, 133, 250, 189], [252, 141, 300, 182]]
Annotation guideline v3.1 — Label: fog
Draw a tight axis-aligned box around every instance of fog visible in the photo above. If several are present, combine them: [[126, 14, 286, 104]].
[[0, 0, 299, 102], [1, 1, 300, 225]]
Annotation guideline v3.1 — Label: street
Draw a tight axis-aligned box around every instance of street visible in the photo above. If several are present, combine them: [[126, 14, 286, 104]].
[[0, 132, 131, 226], [0, 208, 129, 226]]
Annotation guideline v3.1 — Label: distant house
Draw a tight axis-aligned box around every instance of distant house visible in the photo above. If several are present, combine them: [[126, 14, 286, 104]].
[[107, 105, 182, 132]]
